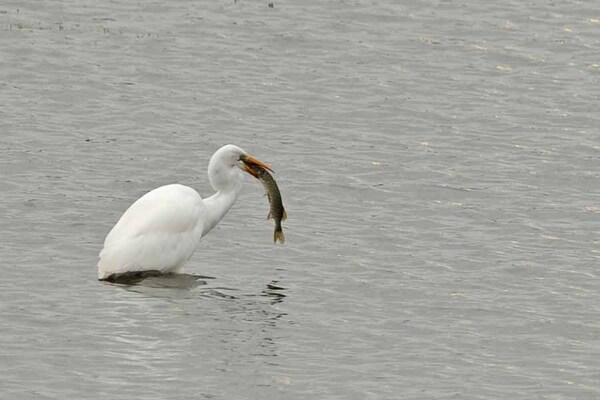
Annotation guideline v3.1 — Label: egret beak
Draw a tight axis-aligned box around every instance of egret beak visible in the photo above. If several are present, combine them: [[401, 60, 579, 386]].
[[240, 154, 273, 178]]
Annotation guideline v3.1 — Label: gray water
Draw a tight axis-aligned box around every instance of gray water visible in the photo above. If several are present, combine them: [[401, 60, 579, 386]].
[[1, 0, 599, 399]]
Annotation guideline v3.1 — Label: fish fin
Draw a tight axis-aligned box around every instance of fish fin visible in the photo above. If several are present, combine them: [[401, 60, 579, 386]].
[[267, 211, 272, 220], [274, 228, 285, 244], [282, 210, 287, 221]]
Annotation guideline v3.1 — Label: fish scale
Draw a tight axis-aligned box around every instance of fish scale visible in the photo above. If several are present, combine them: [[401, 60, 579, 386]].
[[254, 167, 287, 244]]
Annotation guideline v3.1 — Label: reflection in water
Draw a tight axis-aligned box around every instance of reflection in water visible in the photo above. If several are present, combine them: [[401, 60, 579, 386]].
[[101, 272, 288, 365], [263, 280, 287, 305], [100, 272, 214, 289], [127, 273, 212, 289], [262, 289, 286, 305], [104, 273, 288, 304]]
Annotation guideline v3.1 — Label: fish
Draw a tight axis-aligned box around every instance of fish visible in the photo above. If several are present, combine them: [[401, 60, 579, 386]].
[[254, 167, 287, 244]]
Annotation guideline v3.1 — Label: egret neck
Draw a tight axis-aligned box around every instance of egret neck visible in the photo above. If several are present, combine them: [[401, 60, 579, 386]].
[[202, 187, 240, 237]]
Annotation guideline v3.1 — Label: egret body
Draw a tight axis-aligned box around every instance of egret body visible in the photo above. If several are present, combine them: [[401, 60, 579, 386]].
[[97, 144, 271, 281]]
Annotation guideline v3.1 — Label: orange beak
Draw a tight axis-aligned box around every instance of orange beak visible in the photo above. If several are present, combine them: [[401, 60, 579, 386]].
[[240, 155, 273, 178]]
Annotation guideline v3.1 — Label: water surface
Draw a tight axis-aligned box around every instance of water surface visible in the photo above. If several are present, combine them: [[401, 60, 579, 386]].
[[1, 0, 599, 399]]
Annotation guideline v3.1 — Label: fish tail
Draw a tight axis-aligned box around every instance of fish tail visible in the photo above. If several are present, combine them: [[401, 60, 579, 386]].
[[274, 226, 285, 244]]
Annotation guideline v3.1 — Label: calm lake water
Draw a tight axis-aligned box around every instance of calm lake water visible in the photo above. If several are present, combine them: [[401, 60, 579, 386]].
[[1, 0, 599, 399]]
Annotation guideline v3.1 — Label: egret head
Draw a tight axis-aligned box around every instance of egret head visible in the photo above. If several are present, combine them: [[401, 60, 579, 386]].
[[208, 144, 272, 191]]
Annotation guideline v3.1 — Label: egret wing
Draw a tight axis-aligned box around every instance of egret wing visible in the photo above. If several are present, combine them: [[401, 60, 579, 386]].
[[98, 184, 206, 279]]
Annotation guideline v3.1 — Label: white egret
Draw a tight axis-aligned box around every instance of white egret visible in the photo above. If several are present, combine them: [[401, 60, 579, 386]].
[[97, 144, 272, 282]]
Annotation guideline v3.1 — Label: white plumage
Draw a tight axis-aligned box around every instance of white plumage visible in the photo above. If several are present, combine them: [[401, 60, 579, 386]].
[[97, 144, 272, 281]]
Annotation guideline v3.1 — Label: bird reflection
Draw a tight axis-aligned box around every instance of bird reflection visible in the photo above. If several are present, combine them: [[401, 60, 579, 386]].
[[101, 273, 288, 368], [102, 273, 287, 304], [100, 271, 213, 289]]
